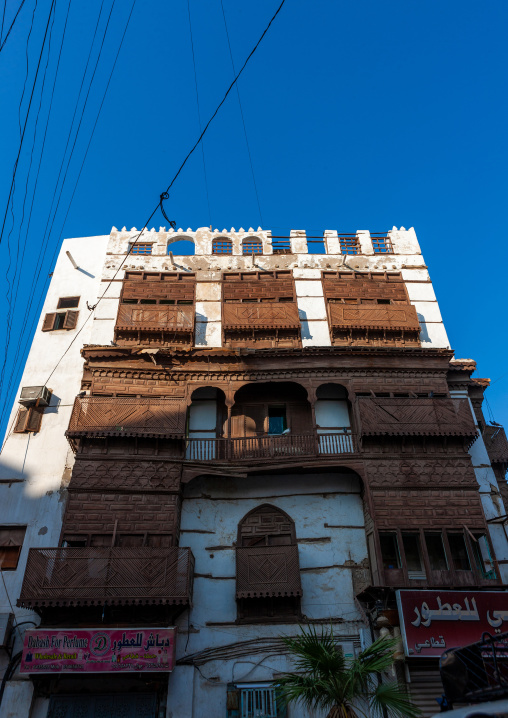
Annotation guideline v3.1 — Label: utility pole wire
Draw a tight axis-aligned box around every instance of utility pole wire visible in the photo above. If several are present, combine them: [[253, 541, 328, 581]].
[[38, 0, 286, 391], [0, 0, 56, 249], [0, 0, 28, 54]]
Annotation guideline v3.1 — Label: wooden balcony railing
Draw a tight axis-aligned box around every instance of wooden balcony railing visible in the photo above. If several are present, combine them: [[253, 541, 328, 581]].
[[17, 547, 194, 608], [184, 431, 355, 461], [236, 545, 302, 598], [115, 304, 194, 333]]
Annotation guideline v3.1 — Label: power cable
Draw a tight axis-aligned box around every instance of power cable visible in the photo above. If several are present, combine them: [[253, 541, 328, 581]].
[[0, 0, 28, 54], [186, 0, 212, 227], [0, 1, 6, 42], [0, 0, 73, 410], [0, 0, 112, 412], [3, 0, 56, 388], [1, 0, 286, 405], [0, 0, 55, 250], [0, 0, 137, 426], [219, 0, 263, 226]]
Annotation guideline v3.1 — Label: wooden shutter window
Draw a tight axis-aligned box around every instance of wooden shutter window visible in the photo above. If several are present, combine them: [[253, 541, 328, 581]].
[[63, 310, 79, 329], [42, 313, 56, 331], [26, 406, 44, 433], [0, 527, 26, 570], [13, 406, 44, 433], [13, 408, 29, 433]]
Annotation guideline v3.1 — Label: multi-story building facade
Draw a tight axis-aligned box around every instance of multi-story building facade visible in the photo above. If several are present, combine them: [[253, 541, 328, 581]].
[[0, 226, 507, 718]]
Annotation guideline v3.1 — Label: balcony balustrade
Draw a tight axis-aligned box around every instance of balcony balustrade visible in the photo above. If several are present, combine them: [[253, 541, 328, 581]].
[[17, 547, 194, 608], [236, 545, 302, 598], [184, 430, 355, 461]]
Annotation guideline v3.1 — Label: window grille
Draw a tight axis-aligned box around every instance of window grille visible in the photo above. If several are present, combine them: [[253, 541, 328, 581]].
[[240, 686, 278, 718], [242, 240, 262, 255], [213, 238, 233, 254], [339, 236, 359, 255], [130, 243, 153, 255], [371, 236, 393, 253]]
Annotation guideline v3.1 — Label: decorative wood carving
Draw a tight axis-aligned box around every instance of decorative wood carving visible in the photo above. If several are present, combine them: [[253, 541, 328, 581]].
[[70, 459, 182, 492], [223, 302, 300, 330], [363, 458, 478, 488], [17, 546, 194, 607], [236, 545, 302, 598], [329, 304, 420, 331], [357, 397, 477, 438], [322, 272, 407, 301], [483, 425, 508, 469], [116, 304, 194, 332], [67, 396, 187, 438]]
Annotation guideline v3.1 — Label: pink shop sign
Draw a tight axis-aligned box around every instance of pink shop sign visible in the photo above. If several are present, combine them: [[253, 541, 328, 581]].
[[20, 627, 176, 673]]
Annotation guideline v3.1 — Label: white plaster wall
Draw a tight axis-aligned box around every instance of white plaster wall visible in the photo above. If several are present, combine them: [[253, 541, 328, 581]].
[[171, 470, 365, 715], [2, 679, 34, 718]]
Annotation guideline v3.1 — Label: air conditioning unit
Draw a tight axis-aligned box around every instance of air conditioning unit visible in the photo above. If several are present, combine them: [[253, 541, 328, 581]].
[[19, 386, 52, 407], [0, 613, 13, 651]]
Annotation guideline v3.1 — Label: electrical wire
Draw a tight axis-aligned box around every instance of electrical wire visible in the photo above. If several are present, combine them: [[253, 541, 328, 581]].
[[0, 1, 6, 42], [0, 0, 28, 54], [186, 0, 212, 227], [0, 0, 286, 427], [0, 0, 73, 414], [0, 0, 55, 250], [0, 0, 137, 433], [219, 0, 263, 226], [2, 0, 56, 398]]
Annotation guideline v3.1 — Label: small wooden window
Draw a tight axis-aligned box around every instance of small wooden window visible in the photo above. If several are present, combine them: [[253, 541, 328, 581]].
[[57, 296, 80, 309], [372, 236, 393, 254], [242, 240, 262, 255], [13, 406, 44, 434], [213, 238, 233, 254], [0, 527, 26, 570], [130, 243, 152, 255], [339, 236, 359, 255], [42, 310, 79, 331]]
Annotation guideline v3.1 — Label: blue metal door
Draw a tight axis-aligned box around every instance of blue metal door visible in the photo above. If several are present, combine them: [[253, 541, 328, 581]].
[[47, 693, 157, 718]]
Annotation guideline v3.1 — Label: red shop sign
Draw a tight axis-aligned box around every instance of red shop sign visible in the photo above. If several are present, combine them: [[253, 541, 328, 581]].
[[19, 627, 176, 674], [397, 590, 508, 658]]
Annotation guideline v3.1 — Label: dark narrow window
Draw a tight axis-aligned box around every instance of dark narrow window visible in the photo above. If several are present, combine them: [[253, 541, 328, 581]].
[[54, 313, 67, 330], [0, 527, 27, 569], [57, 296, 80, 309], [268, 406, 286, 435], [425, 533, 448, 571], [402, 533, 426, 579], [448, 533, 471, 571], [379, 533, 401, 570]]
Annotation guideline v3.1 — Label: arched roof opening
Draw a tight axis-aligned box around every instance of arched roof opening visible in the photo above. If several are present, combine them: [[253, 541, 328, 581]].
[[168, 235, 195, 255]]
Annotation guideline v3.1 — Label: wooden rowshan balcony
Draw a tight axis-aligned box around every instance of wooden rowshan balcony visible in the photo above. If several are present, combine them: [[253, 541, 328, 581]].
[[236, 545, 302, 598], [17, 547, 194, 608]]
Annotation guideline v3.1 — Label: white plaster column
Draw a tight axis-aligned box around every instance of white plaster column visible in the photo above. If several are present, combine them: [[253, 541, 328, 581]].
[[290, 230, 308, 254], [356, 230, 374, 255], [195, 280, 222, 347], [324, 230, 340, 255], [294, 269, 331, 347]]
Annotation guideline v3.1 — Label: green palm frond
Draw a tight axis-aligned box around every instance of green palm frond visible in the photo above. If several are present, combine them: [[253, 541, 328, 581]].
[[370, 680, 422, 718], [280, 624, 345, 677], [277, 626, 421, 718]]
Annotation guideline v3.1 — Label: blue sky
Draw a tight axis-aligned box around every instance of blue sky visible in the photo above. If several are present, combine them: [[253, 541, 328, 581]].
[[0, 0, 507, 436]]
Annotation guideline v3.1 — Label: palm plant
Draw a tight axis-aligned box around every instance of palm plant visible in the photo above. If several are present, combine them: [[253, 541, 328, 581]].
[[275, 626, 421, 718]]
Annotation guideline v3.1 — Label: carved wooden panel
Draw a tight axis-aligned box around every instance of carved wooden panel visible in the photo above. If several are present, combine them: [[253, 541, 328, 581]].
[[67, 396, 187, 437], [323, 272, 407, 301], [236, 545, 302, 598], [116, 304, 194, 332], [223, 271, 294, 301], [239, 505, 295, 542], [329, 303, 420, 330], [363, 458, 478, 489], [18, 546, 194, 607], [223, 302, 300, 329], [122, 271, 195, 301], [370, 488, 486, 529], [357, 397, 477, 437], [70, 459, 182, 492]]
